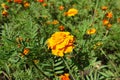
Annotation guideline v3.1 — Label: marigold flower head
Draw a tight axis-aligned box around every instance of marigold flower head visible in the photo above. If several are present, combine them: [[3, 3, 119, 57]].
[[106, 12, 113, 18], [2, 10, 8, 17], [52, 20, 59, 25], [59, 25, 65, 31], [103, 19, 109, 25], [14, 0, 22, 4], [87, 28, 96, 35], [23, 1, 30, 8], [101, 6, 108, 11], [59, 6, 64, 10], [23, 48, 30, 55], [59, 73, 70, 80], [47, 32, 75, 57], [1, 3, 9, 9], [42, 3, 47, 7], [66, 8, 78, 17], [7, 0, 12, 2], [117, 18, 120, 23], [37, 0, 44, 3], [106, 23, 112, 30]]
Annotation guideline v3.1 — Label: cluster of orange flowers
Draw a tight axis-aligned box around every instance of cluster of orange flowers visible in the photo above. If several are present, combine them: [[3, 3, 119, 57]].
[[102, 6, 113, 30], [47, 32, 75, 57]]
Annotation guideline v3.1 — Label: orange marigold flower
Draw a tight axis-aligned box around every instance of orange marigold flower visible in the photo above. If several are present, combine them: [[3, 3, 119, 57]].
[[59, 6, 64, 10], [1, 3, 9, 9], [2, 10, 8, 17], [23, 1, 30, 8], [42, 3, 47, 7], [106, 12, 113, 18], [117, 17, 120, 23], [37, 0, 44, 3], [23, 48, 30, 55], [106, 23, 112, 30], [14, 0, 22, 4], [59, 73, 70, 80], [52, 20, 59, 25], [101, 6, 108, 11], [87, 28, 96, 35], [66, 8, 78, 17], [47, 32, 75, 57], [103, 19, 109, 25], [59, 25, 65, 31], [7, 0, 12, 2]]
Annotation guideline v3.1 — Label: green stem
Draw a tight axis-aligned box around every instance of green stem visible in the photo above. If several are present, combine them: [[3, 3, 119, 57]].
[[100, 48, 119, 76], [62, 57, 76, 80], [32, 62, 50, 79], [2, 71, 11, 80]]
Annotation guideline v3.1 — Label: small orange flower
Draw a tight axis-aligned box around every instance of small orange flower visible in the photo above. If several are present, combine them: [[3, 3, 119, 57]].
[[87, 28, 96, 35], [59, 25, 65, 31], [66, 8, 78, 16], [59, 73, 70, 80], [117, 18, 120, 23], [7, 0, 12, 2], [1, 3, 9, 9], [2, 10, 8, 17], [103, 19, 109, 25], [106, 12, 113, 18], [59, 6, 64, 10], [101, 6, 108, 11], [23, 48, 30, 55], [37, 0, 44, 3], [106, 23, 112, 30], [23, 1, 30, 8], [42, 3, 47, 7], [14, 0, 22, 4], [52, 20, 59, 25]]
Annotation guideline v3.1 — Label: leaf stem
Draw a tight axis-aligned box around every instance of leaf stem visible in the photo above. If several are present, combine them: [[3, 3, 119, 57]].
[[62, 57, 76, 80]]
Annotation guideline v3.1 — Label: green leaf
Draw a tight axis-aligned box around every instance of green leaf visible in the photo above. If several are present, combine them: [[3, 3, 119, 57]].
[[54, 66, 64, 71]]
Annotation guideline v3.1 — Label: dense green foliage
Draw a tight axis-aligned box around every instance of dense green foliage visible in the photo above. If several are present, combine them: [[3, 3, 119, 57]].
[[0, 0, 120, 80]]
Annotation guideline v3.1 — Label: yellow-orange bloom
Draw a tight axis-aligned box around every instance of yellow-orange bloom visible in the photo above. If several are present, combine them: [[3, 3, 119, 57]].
[[47, 32, 74, 57], [103, 19, 109, 25], [1, 3, 9, 9], [23, 48, 30, 55], [7, 0, 12, 2], [59, 73, 70, 80], [14, 0, 22, 4], [66, 8, 78, 16], [59, 25, 65, 31], [42, 3, 47, 7], [87, 28, 96, 35], [101, 6, 108, 11], [23, 1, 30, 8], [117, 18, 120, 23], [2, 10, 8, 17], [106, 12, 113, 18], [52, 20, 59, 25], [59, 6, 64, 10]]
